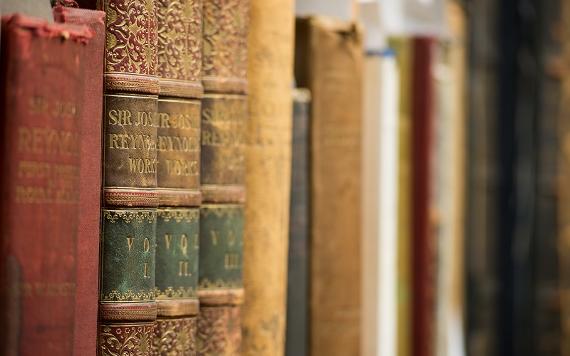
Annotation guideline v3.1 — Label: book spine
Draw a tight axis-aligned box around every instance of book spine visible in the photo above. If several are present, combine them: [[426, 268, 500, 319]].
[[52, 7, 106, 356], [411, 36, 436, 356], [560, 1, 570, 356], [153, 0, 203, 353], [294, 17, 364, 356], [285, 89, 311, 356], [241, 0, 294, 355], [0, 15, 92, 355], [97, 0, 159, 354], [198, 92, 247, 354], [197, 0, 248, 354], [202, 0, 249, 94]]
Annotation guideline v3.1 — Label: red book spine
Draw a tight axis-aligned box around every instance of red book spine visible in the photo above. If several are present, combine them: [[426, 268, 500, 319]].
[[53, 7, 105, 356], [411, 36, 436, 356], [0, 15, 94, 355]]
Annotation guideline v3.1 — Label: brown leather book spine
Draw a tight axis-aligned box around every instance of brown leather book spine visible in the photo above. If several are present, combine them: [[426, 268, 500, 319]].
[[202, 0, 249, 94], [294, 17, 363, 356], [0, 15, 94, 355], [95, 1, 160, 354], [197, 1, 249, 354], [53, 7, 105, 356], [411, 37, 435, 356], [153, 0, 203, 353], [241, 0, 294, 355]]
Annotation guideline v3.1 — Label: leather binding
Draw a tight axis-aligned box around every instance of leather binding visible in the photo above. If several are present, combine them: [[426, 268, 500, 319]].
[[464, 0, 500, 355], [81, 0, 162, 353], [411, 37, 435, 356], [202, 0, 249, 94], [198, 1, 249, 353], [285, 89, 311, 356], [153, 208, 200, 355], [294, 17, 363, 356], [53, 7, 105, 356], [198, 93, 247, 354], [241, 0, 294, 354], [0, 15, 94, 355], [99, 209, 157, 355], [153, 0, 203, 353]]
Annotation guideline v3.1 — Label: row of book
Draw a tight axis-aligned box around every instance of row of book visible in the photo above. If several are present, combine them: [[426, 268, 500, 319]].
[[0, 0, 294, 354]]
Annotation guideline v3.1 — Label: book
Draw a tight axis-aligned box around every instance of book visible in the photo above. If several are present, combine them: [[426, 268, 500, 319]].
[[285, 88, 311, 356], [464, 0, 500, 354], [411, 36, 436, 356], [295, 16, 363, 356], [52, 7, 105, 356], [432, 4, 467, 354], [390, 37, 413, 356], [87, 0, 160, 354], [361, 46, 400, 356], [198, 92, 247, 355], [241, 0, 294, 354], [153, 0, 203, 353], [533, 0, 562, 355], [0, 14, 95, 355], [198, 1, 249, 353], [559, 1, 570, 356]]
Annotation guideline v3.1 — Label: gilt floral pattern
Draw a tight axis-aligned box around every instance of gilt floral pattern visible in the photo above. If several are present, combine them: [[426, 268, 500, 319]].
[[197, 306, 241, 355], [100, 324, 155, 356], [202, 0, 249, 89], [104, 0, 158, 76], [152, 317, 197, 355], [157, 0, 202, 83]]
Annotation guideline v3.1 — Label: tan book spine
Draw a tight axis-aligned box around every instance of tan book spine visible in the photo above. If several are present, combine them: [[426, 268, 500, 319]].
[[295, 17, 364, 356], [242, 0, 295, 355]]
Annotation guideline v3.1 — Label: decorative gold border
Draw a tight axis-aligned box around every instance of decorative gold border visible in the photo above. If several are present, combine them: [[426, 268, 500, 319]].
[[103, 210, 157, 224], [200, 185, 246, 204], [199, 204, 243, 219], [156, 209, 199, 223], [101, 289, 156, 302], [198, 278, 242, 290], [155, 286, 197, 299]]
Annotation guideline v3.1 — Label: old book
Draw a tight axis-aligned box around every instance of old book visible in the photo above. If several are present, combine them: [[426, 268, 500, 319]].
[[432, 4, 467, 355], [295, 16, 363, 356], [202, 0, 249, 94], [361, 45, 400, 356], [285, 88, 311, 356], [80, 0, 161, 354], [52, 6, 105, 356], [198, 92, 247, 354], [533, 0, 562, 355], [0, 14, 94, 355], [242, 0, 294, 354], [559, 1, 570, 356], [389, 37, 413, 356], [464, 0, 500, 355], [198, 1, 249, 354], [411, 36, 435, 356], [153, 0, 203, 352]]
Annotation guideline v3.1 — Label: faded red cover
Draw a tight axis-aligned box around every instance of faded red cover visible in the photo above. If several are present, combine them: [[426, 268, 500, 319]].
[[53, 6, 105, 356], [0, 15, 95, 355], [411, 36, 436, 356]]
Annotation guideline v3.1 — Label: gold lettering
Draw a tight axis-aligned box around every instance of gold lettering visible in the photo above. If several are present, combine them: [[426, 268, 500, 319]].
[[178, 261, 190, 277], [144, 263, 150, 278], [164, 234, 172, 250], [224, 253, 240, 270], [144, 238, 150, 253], [180, 234, 188, 257], [228, 230, 236, 247], [210, 230, 219, 246], [127, 237, 134, 252]]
